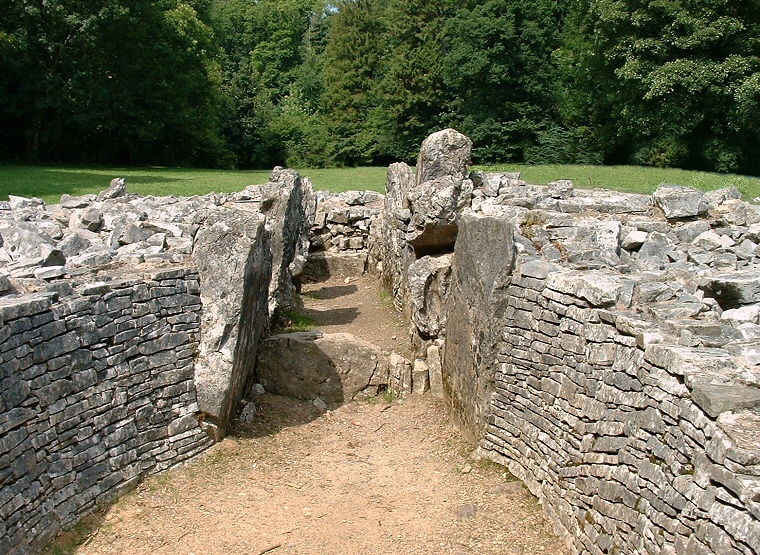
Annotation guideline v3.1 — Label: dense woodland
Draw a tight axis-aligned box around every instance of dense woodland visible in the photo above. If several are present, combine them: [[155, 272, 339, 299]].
[[1, 0, 759, 174]]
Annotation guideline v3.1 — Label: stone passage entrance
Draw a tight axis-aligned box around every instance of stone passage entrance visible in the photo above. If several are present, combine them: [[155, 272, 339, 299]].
[[45, 275, 570, 555]]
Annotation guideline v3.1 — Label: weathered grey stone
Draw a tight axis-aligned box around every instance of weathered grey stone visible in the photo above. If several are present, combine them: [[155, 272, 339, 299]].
[[519, 259, 560, 280], [0, 223, 58, 263], [691, 382, 760, 417], [621, 229, 648, 250], [412, 358, 430, 394], [653, 184, 709, 219], [638, 231, 676, 270], [426, 344, 444, 396], [548, 180, 574, 199], [71, 206, 102, 232], [192, 207, 271, 436], [97, 177, 127, 201], [34, 266, 65, 280], [58, 231, 93, 257], [692, 230, 723, 251], [303, 251, 367, 281], [118, 224, 150, 245], [557, 189, 651, 214], [443, 212, 514, 442], [388, 351, 412, 396], [256, 331, 390, 403], [59, 194, 92, 209], [704, 271, 760, 305], [407, 129, 473, 253], [722, 305, 760, 324], [407, 254, 452, 337], [705, 186, 742, 208], [378, 162, 416, 306], [257, 168, 314, 321], [545, 270, 633, 308], [65, 250, 111, 269]]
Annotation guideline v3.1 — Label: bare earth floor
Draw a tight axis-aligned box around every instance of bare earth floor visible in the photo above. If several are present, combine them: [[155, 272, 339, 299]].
[[48, 276, 570, 555]]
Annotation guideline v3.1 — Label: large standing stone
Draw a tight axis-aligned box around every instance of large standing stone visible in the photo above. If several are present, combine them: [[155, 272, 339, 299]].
[[407, 129, 473, 255], [442, 212, 515, 442], [377, 130, 473, 314], [377, 162, 416, 308], [257, 168, 315, 322], [191, 207, 271, 438], [256, 331, 390, 403]]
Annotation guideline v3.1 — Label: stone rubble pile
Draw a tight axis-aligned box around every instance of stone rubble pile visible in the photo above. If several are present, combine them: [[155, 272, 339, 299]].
[[365, 128, 760, 553], [304, 189, 384, 280]]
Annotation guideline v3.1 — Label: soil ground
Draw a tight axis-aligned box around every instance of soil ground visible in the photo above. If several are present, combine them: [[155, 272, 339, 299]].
[[48, 275, 571, 555]]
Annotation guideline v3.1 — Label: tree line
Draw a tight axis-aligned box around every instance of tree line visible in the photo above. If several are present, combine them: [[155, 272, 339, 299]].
[[1, 0, 759, 174]]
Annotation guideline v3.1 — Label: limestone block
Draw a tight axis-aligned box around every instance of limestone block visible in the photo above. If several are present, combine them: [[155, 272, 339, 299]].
[[412, 358, 430, 394], [407, 254, 453, 338], [704, 271, 760, 305], [192, 207, 271, 436], [426, 344, 444, 396], [257, 168, 315, 321], [692, 382, 760, 417], [443, 212, 515, 441], [256, 331, 390, 404], [653, 184, 709, 219]]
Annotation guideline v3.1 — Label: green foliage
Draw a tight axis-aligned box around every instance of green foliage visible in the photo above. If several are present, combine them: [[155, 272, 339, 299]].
[[3, 0, 757, 174], [276, 310, 318, 332], [0, 0, 230, 166], [442, 0, 565, 163], [321, 0, 387, 165], [559, 0, 760, 174]]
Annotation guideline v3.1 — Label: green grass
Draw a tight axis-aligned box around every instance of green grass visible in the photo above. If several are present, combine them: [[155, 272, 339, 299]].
[[476, 163, 760, 200], [1, 163, 758, 204], [0, 164, 388, 205], [275, 310, 318, 333]]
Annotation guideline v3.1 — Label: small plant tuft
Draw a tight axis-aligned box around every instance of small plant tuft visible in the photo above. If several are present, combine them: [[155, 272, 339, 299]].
[[275, 310, 318, 333]]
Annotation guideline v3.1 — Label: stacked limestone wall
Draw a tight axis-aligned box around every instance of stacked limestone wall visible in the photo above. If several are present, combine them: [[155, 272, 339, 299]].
[[0, 267, 212, 555], [481, 263, 760, 553]]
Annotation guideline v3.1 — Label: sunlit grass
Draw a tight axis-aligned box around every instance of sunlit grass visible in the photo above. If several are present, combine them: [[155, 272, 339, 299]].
[[1, 163, 758, 204], [476, 163, 760, 200]]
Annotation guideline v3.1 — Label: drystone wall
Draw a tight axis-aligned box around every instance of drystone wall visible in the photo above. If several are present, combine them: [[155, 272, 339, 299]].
[[483, 261, 760, 554], [0, 169, 314, 555], [304, 189, 384, 281], [0, 269, 211, 555], [369, 129, 760, 554]]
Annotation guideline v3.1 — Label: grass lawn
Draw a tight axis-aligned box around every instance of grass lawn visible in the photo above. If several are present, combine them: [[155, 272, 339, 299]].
[[1, 163, 758, 204], [478, 164, 760, 200]]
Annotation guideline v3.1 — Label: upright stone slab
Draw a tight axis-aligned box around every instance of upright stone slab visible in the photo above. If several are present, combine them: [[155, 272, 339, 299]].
[[442, 212, 515, 442], [191, 207, 271, 438], [378, 129, 473, 324], [258, 168, 315, 322], [408, 128, 473, 255]]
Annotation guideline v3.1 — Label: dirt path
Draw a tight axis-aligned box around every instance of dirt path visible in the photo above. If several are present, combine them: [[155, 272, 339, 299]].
[[49, 276, 570, 555], [299, 275, 412, 357]]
